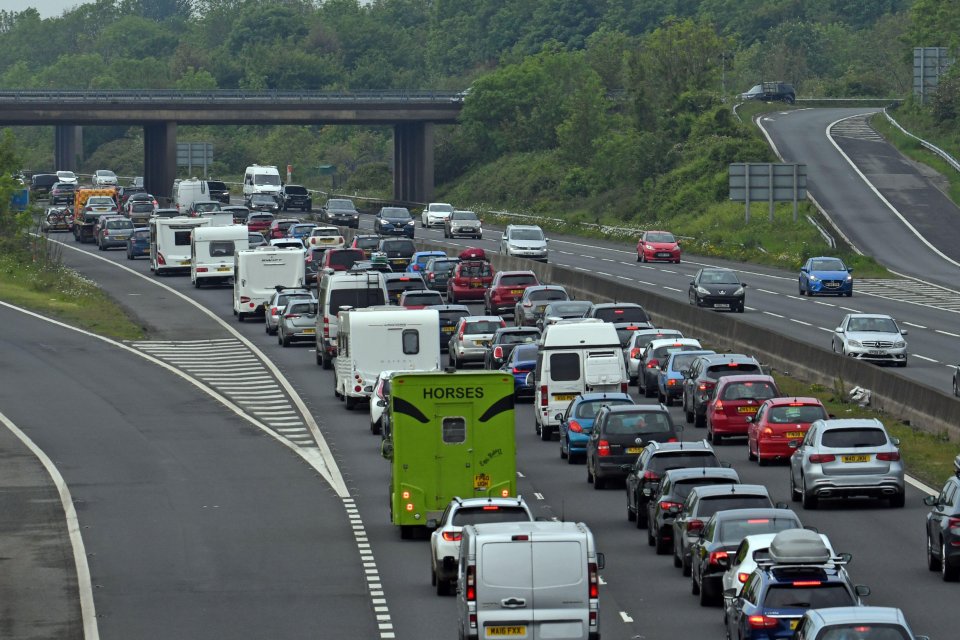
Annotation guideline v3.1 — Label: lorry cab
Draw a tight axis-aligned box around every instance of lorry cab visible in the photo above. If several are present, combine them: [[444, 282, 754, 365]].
[[457, 520, 603, 640], [190, 224, 250, 287], [150, 216, 211, 275]]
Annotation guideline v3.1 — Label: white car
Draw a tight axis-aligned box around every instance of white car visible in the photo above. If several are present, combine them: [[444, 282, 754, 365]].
[[428, 496, 533, 595], [831, 313, 908, 367], [92, 169, 118, 186], [306, 226, 345, 249], [622, 329, 684, 383], [421, 202, 454, 228], [56, 170, 78, 185], [500, 224, 549, 262], [722, 532, 839, 597], [369, 371, 397, 435]]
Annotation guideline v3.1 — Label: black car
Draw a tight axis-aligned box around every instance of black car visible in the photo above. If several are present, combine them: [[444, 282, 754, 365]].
[[586, 405, 680, 490], [689, 268, 747, 313], [588, 302, 654, 329], [645, 467, 740, 554], [50, 181, 76, 205], [740, 81, 796, 104], [924, 464, 960, 581], [323, 198, 360, 228], [624, 440, 722, 528], [423, 257, 459, 292], [247, 193, 280, 213], [427, 304, 471, 352], [206, 180, 231, 204], [484, 327, 541, 369], [377, 238, 416, 270], [374, 206, 415, 238], [681, 353, 762, 428], [383, 272, 426, 304], [29, 173, 58, 195], [690, 508, 802, 606], [537, 301, 594, 331], [223, 205, 250, 224], [281, 184, 312, 211]]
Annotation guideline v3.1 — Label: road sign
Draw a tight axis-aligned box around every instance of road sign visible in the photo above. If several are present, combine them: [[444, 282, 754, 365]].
[[176, 142, 214, 176], [729, 163, 807, 222], [914, 47, 954, 105]]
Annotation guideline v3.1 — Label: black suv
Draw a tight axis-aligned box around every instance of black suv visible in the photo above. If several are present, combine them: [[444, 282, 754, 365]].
[[624, 439, 721, 528], [281, 184, 312, 211], [740, 81, 796, 104], [485, 327, 541, 369], [646, 467, 740, 554], [322, 198, 360, 228], [586, 405, 679, 490], [206, 180, 231, 204], [681, 353, 762, 428], [30, 173, 58, 195]]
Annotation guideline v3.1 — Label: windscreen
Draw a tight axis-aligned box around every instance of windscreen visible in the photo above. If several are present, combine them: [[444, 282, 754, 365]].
[[106, 219, 132, 229], [134, 230, 150, 240], [603, 412, 673, 436], [697, 495, 772, 518], [817, 625, 909, 640], [208, 240, 234, 257], [672, 479, 735, 501], [277, 293, 310, 307], [511, 228, 544, 241], [328, 199, 355, 210], [701, 270, 740, 285], [452, 210, 478, 220], [810, 258, 846, 271], [646, 232, 676, 243], [720, 381, 778, 401], [287, 301, 317, 315], [381, 240, 415, 254], [430, 204, 454, 213], [671, 353, 704, 371], [465, 320, 501, 334], [292, 225, 314, 234], [513, 345, 538, 362], [329, 288, 386, 314], [528, 289, 568, 302], [718, 517, 799, 542], [648, 452, 720, 474], [820, 428, 888, 448], [404, 292, 442, 305], [254, 173, 281, 186], [131, 203, 153, 213], [500, 332, 539, 345], [450, 506, 531, 526], [439, 311, 469, 325], [707, 363, 761, 378], [499, 274, 537, 286], [430, 260, 457, 273], [382, 208, 411, 220], [88, 197, 114, 207], [285, 186, 307, 195], [356, 237, 380, 249], [574, 398, 634, 419], [459, 262, 492, 278], [767, 405, 827, 424], [594, 307, 649, 323], [847, 317, 898, 333], [386, 279, 425, 293], [762, 584, 855, 609], [328, 250, 363, 269], [652, 344, 699, 360], [195, 202, 219, 212]]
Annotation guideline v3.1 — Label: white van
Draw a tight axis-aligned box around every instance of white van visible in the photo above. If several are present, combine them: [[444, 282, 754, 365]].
[[150, 216, 211, 276], [534, 321, 628, 440], [242, 164, 282, 198], [233, 247, 305, 321], [316, 270, 389, 369], [456, 521, 603, 640], [191, 225, 249, 287], [334, 307, 440, 409], [175, 177, 209, 214]]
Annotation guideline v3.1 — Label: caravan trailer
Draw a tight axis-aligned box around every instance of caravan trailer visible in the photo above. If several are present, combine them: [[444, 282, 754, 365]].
[[150, 216, 210, 275], [233, 247, 305, 321], [191, 225, 250, 287]]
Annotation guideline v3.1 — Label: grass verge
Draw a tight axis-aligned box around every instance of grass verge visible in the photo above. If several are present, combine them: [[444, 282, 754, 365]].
[[870, 113, 960, 207], [773, 373, 953, 490], [0, 240, 146, 341]]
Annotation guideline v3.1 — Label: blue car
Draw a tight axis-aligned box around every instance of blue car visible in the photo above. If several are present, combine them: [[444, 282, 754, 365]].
[[798, 256, 853, 297], [557, 392, 634, 463], [504, 343, 537, 400], [657, 349, 715, 406], [126, 227, 150, 260], [287, 223, 316, 242], [407, 250, 446, 274]]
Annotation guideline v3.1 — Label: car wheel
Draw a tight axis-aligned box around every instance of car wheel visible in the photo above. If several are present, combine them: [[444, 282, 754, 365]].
[[698, 579, 715, 607], [685, 407, 694, 424], [560, 439, 568, 460], [237, 312, 246, 322], [757, 443, 769, 467], [281, 331, 290, 347], [586, 462, 593, 484], [736, 303, 744, 313], [371, 418, 381, 435], [709, 424, 722, 444], [897, 356, 908, 368], [845, 290, 852, 297], [643, 380, 656, 398], [801, 477, 818, 509], [790, 472, 801, 502], [674, 543, 683, 568], [345, 395, 357, 410], [691, 570, 700, 595], [637, 503, 648, 529], [647, 525, 656, 547], [890, 490, 905, 508], [682, 553, 692, 577], [322, 354, 332, 370], [747, 440, 756, 461], [636, 252, 642, 262], [694, 412, 705, 429], [954, 376, 960, 397], [943, 543, 959, 582], [540, 423, 551, 441], [927, 533, 942, 571], [655, 529, 671, 555], [593, 471, 605, 490], [627, 503, 636, 522], [566, 449, 578, 465]]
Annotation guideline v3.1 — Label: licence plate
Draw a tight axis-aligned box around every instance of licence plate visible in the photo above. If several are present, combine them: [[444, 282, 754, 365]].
[[303, 328, 315, 334], [217, 267, 232, 272], [474, 473, 490, 490], [790, 620, 799, 630], [510, 289, 523, 295], [179, 260, 191, 266], [842, 455, 870, 463], [486, 626, 525, 637], [737, 406, 758, 414], [868, 350, 886, 355], [553, 393, 577, 401], [626, 447, 643, 454], [470, 282, 483, 288], [714, 303, 730, 308], [442, 327, 454, 333], [657, 252, 671, 257], [475, 340, 490, 347], [786, 431, 805, 438]]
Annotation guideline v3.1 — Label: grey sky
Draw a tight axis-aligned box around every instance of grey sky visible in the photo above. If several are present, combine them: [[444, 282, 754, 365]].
[[0, 1, 82, 18]]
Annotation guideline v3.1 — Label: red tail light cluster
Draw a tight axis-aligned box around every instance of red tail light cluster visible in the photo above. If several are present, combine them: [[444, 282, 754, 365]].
[[698, 381, 715, 392], [540, 386, 548, 407], [659, 500, 682, 511], [708, 550, 728, 566], [466, 565, 476, 602], [442, 531, 462, 542], [876, 452, 900, 462], [643, 470, 659, 481], [567, 420, 583, 433], [323, 316, 330, 337], [687, 519, 704, 534], [597, 440, 610, 456], [646, 359, 659, 369], [809, 454, 836, 464], [588, 562, 599, 599], [493, 346, 503, 360], [748, 615, 780, 629], [630, 348, 641, 359]]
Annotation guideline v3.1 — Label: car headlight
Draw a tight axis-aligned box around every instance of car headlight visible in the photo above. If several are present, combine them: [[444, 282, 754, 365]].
[[846, 275, 853, 281], [848, 339, 862, 347], [696, 286, 710, 295], [734, 287, 745, 296], [808, 274, 818, 281], [894, 340, 905, 348], [406, 220, 414, 226], [645, 244, 654, 250]]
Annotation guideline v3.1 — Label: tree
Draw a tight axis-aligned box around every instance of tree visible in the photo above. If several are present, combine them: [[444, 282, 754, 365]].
[[175, 66, 218, 90]]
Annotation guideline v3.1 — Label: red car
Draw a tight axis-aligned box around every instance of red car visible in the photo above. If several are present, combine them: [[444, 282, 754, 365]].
[[747, 397, 828, 465], [636, 230, 681, 263], [399, 289, 444, 309], [484, 270, 540, 316], [447, 259, 495, 303], [247, 212, 275, 235], [704, 374, 780, 444], [321, 248, 364, 272], [269, 218, 300, 239]]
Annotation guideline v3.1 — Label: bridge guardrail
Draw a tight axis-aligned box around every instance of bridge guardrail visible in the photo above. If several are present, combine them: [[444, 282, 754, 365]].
[[0, 89, 464, 103]]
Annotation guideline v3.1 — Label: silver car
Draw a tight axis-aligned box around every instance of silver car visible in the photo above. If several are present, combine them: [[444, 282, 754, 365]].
[[278, 299, 318, 347], [500, 224, 549, 262], [448, 316, 504, 368], [793, 606, 928, 640], [623, 329, 684, 384], [831, 313, 908, 366], [789, 418, 905, 509], [444, 209, 482, 239], [265, 288, 314, 335]]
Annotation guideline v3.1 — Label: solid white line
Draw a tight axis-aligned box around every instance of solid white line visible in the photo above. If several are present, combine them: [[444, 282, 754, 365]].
[[757, 289, 779, 295], [936, 329, 960, 338], [0, 410, 100, 640], [745, 306, 757, 311], [913, 355, 938, 363], [619, 611, 634, 623]]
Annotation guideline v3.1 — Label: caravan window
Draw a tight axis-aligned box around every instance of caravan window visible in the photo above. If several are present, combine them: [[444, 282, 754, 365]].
[[402, 329, 419, 355], [442, 417, 466, 444], [209, 240, 235, 257], [550, 353, 580, 381], [174, 230, 192, 245], [329, 288, 386, 314]]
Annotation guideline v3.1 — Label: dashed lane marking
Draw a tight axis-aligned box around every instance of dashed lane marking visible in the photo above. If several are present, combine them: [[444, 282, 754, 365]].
[[839, 307, 861, 313], [790, 319, 812, 326], [757, 289, 779, 295], [764, 311, 785, 319], [620, 612, 634, 623], [903, 322, 927, 329], [914, 355, 939, 363], [936, 330, 960, 338], [662, 286, 682, 292]]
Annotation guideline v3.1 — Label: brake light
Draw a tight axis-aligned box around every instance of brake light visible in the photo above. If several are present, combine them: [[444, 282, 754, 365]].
[[643, 470, 659, 481], [659, 500, 682, 511], [687, 519, 704, 533], [614, 309, 624, 314], [588, 562, 599, 599], [667, 379, 678, 387], [698, 381, 715, 392], [458, 326, 465, 340], [646, 359, 659, 369], [240, 296, 250, 304], [271, 308, 279, 316], [738, 572, 750, 583], [399, 277, 410, 281], [708, 550, 728, 566], [809, 454, 836, 463], [947, 517, 960, 530], [621, 382, 628, 393], [877, 451, 900, 461], [429, 273, 435, 280], [568, 420, 583, 433], [597, 440, 611, 456], [792, 580, 821, 587], [788, 402, 806, 406], [157, 252, 166, 265], [714, 400, 724, 411], [323, 316, 330, 337], [196, 267, 208, 272], [746, 519, 770, 524], [466, 565, 476, 602], [493, 346, 503, 359], [630, 348, 641, 359], [748, 615, 779, 629], [284, 314, 300, 319], [762, 427, 773, 436], [102, 229, 109, 236], [540, 386, 548, 407]]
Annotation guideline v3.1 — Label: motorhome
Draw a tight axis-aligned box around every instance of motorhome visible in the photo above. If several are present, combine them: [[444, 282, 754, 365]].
[[233, 247, 305, 321], [334, 307, 440, 409], [315, 270, 388, 369], [242, 164, 282, 198], [534, 321, 629, 440], [150, 216, 211, 276], [190, 225, 249, 287]]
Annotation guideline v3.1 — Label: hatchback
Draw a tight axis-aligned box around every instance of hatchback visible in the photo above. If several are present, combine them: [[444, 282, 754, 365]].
[[307, 226, 345, 250], [799, 256, 853, 297], [322, 248, 364, 273], [265, 288, 315, 336], [223, 206, 250, 224], [97, 216, 134, 250], [789, 418, 905, 509], [448, 316, 505, 368], [747, 398, 828, 466], [557, 392, 634, 464], [269, 218, 300, 239], [792, 607, 929, 640], [705, 375, 780, 444], [924, 471, 960, 581], [500, 224, 548, 262], [400, 289, 444, 309], [377, 238, 416, 270], [50, 181, 75, 205], [503, 343, 538, 400], [589, 302, 652, 327], [484, 270, 539, 316], [443, 209, 482, 239], [658, 349, 715, 406], [287, 223, 316, 242], [247, 213, 275, 235], [382, 272, 426, 304], [126, 227, 151, 259], [538, 301, 594, 331], [447, 259, 494, 303], [646, 467, 740, 554], [689, 268, 747, 312], [637, 229, 681, 263], [374, 206, 415, 237], [624, 328, 685, 384], [407, 250, 446, 273], [484, 327, 541, 370], [682, 354, 763, 429], [721, 531, 839, 598], [514, 285, 570, 327], [350, 234, 380, 258], [428, 304, 471, 353], [277, 299, 318, 347], [587, 405, 679, 490], [639, 338, 703, 398], [423, 257, 459, 292]]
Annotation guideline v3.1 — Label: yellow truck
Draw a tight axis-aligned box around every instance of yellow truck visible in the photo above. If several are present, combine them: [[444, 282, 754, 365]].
[[72, 187, 118, 243]]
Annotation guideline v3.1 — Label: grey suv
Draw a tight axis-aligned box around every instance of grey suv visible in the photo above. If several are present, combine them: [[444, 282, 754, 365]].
[[681, 353, 762, 428]]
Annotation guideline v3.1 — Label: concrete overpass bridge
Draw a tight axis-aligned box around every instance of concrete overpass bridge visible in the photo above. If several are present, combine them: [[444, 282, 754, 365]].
[[0, 90, 464, 202]]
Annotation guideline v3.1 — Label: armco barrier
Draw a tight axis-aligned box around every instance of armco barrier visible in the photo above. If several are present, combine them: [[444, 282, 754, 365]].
[[336, 226, 960, 442]]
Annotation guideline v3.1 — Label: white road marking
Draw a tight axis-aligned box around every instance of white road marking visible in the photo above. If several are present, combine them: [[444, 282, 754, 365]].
[[936, 330, 960, 338], [903, 322, 926, 329], [597, 272, 612, 277], [839, 307, 861, 313], [617, 276, 633, 281], [517, 471, 526, 478], [534, 493, 545, 500], [757, 289, 779, 295], [764, 311, 785, 318], [601, 258, 615, 262], [790, 319, 812, 326], [818, 327, 834, 333], [914, 355, 938, 363], [660, 269, 677, 274], [662, 286, 682, 292], [813, 300, 835, 307], [619, 612, 633, 623], [637, 264, 654, 270], [745, 306, 757, 311]]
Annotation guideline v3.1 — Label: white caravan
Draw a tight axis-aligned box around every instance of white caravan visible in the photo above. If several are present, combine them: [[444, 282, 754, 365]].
[[150, 216, 210, 276], [334, 307, 441, 409], [191, 224, 249, 287], [233, 247, 305, 321], [242, 164, 282, 198]]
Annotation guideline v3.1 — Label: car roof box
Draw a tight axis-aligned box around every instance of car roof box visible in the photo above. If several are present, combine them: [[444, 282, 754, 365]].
[[459, 247, 487, 261], [767, 529, 830, 564]]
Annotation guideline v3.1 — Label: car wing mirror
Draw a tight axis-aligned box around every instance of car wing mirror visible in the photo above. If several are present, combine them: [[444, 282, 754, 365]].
[[595, 552, 605, 570], [800, 267, 808, 273], [426, 518, 438, 530], [774, 501, 788, 509], [834, 326, 843, 333], [720, 461, 732, 468], [716, 556, 730, 569], [847, 267, 854, 273], [900, 329, 908, 336], [744, 416, 754, 423], [855, 584, 871, 597], [555, 413, 564, 421], [363, 385, 373, 393], [891, 437, 901, 447], [837, 552, 852, 563], [923, 495, 938, 507], [689, 281, 695, 286]]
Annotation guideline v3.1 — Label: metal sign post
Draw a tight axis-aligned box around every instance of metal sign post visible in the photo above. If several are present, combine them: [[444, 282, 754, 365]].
[[728, 163, 807, 224], [176, 142, 214, 177]]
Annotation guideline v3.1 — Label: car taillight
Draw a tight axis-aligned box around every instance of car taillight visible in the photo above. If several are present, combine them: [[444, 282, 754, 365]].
[[714, 400, 724, 411], [708, 550, 728, 566], [646, 359, 659, 369], [792, 580, 821, 587], [458, 326, 465, 340], [429, 273, 434, 280], [271, 308, 279, 316], [947, 517, 960, 531], [500, 319, 506, 327], [466, 565, 476, 602], [698, 381, 715, 392], [877, 452, 900, 461], [659, 500, 682, 511], [809, 454, 836, 463], [540, 386, 548, 407], [493, 346, 503, 359], [102, 229, 109, 236], [442, 531, 462, 542], [762, 427, 773, 436], [667, 379, 678, 387], [738, 572, 750, 583], [748, 615, 779, 629], [630, 348, 641, 359], [588, 561, 599, 599], [240, 296, 250, 303], [620, 382, 628, 393], [568, 420, 583, 433], [196, 267, 208, 272], [157, 252, 166, 265], [597, 440, 610, 456], [687, 519, 704, 533], [284, 314, 300, 319], [512, 366, 526, 374], [323, 316, 330, 337]]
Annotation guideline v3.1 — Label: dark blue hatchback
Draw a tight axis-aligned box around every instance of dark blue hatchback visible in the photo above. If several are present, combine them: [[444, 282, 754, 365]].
[[126, 227, 150, 260], [504, 343, 537, 400], [558, 392, 634, 463]]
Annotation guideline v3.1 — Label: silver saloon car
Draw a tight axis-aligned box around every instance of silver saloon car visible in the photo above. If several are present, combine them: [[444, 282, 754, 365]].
[[831, 313, 908, 366], [789, 418, 905, 509]]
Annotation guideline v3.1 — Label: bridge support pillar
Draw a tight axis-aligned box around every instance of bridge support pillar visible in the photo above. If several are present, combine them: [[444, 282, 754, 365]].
[[393, 122, 434, 204], [54, 125, 82, 170], [143, 121, 177, 202]]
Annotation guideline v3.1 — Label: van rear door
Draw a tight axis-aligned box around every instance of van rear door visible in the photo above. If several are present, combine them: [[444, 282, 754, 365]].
[[531, 538, 589, 639], [584, 349, 624, 392], [478, 537, 533, 637]]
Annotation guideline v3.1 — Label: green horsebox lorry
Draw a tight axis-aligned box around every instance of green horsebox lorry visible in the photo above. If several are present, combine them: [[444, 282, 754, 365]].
[[382, 370, 517, 539]]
